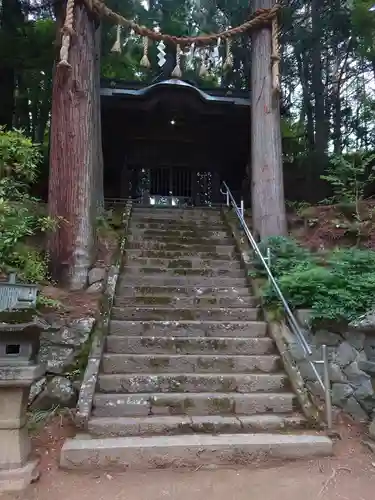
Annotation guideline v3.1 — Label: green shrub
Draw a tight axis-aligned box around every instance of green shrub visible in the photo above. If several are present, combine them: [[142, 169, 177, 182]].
[[0, 128, 56, 283], [258, 237, 375, 324], [251, 235, 313, 279]]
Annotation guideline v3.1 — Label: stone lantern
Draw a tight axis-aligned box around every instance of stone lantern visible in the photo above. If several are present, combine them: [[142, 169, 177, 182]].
[[0, 274, 46, 492]]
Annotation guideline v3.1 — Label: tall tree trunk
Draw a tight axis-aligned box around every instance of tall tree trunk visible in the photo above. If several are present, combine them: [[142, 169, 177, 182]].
[[311, 0, 328, 162], [251, 0, 286, 239], [295, 48, 314, 151], [93, 25, 104, 214], [48, 2, 97, 289]]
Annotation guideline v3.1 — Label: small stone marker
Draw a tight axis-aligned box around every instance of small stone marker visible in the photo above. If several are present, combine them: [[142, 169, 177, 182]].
[[0, 274, 46, 492]]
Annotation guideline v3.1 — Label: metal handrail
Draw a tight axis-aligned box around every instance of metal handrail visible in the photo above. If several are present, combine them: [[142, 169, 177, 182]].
[[221, 181, 332, 429]]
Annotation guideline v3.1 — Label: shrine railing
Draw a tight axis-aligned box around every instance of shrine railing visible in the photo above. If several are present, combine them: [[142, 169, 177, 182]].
[[221, 181, 333, 429]]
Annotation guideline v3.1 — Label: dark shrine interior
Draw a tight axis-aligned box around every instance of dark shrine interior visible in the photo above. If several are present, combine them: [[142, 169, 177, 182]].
[[101, 80, 250, 202]]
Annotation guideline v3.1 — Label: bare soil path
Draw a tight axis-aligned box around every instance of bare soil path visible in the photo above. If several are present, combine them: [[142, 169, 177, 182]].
[[2, 416, 375, 500]]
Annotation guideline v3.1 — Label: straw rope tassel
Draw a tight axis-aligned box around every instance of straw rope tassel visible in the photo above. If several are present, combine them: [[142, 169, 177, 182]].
[[111, 24, 122, 52], [58, 0, 75, 67], [140, 34, 151, 68], [271, 14, 280, 93], [171, 44, 182, 78], [199, 57, 207, 77], [223, 38, 233, 70]]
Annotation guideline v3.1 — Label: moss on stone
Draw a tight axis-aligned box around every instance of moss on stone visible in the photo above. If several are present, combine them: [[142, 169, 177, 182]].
[[209, 397, 233, 413], [135, 296, 172, 306], [149, 357, 170, 369], [167, 260, 192, 269]]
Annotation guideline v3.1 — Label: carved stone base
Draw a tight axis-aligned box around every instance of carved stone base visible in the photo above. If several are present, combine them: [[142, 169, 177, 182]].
[[0, 459, 39, 492]]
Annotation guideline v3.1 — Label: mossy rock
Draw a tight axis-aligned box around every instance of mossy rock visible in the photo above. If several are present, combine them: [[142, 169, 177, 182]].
[[0, 309, 37, 324]]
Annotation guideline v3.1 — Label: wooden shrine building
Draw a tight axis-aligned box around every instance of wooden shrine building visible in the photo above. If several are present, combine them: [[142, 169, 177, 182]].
[[101, 78, 250, 206]]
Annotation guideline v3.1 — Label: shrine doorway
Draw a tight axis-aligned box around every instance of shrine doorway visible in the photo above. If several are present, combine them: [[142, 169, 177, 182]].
[[101, 79, 250, 206]]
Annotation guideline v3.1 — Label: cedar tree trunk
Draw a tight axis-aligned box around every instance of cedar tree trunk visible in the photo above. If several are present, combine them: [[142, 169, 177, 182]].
[[251, 0, 286, 239], [48, 2, 101, 289]]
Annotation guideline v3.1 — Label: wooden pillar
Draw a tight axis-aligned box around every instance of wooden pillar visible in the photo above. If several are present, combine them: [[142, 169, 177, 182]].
[[250, 0, 286, 239], [48, 4, 101, 289]]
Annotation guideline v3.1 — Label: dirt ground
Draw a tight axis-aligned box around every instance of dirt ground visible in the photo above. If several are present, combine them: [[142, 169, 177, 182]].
[[2, 416, 375, 500]]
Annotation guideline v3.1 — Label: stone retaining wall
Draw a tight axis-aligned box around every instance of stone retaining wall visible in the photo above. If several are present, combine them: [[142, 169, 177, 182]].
[[29, 203, 133, 412], [222, 208, 375, 425], [295, 311, 375, 422]]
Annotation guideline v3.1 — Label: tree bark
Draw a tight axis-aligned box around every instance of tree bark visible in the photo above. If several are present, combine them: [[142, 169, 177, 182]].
[[250, 0, 286, 239], [93, 24, 104, 214], [48, 2, 98, 289], [311, 0, 328, 162]]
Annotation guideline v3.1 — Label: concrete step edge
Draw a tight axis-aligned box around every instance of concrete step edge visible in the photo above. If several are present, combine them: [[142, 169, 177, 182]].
[[112, 306, 259, 312], [96, 372, 287, 393], [115, 288, 251, 296], [109, 320, 267, 325], [105, 336, 273, 355], [87, 414, 308, 437], [60, 433, 333, 470]]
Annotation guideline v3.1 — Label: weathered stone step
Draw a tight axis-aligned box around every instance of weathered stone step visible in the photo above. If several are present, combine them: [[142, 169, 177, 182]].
[[88, 413, 308, 437], [120, 276, 248, 287], [109, 320, 267, 338], [124, 257, 242, 270], [92, 392, 297, 417], [116, 286, 250, 298], [129, 229, 229, 239], [113, 294, 256, 308], [61, 433, 333, 470], [128, 235, 233, 245], [97, 372, 286, 394], [111, 306, 259, 321], [131, 210, 222, 220], [102, 353, 281, 374], [130, 218, 224, 226], [106, 336, 273, 355], [128, 241, 236, 252], [131, 222, 227, 231], [123, 266, 244, 278], [125, 249, 238, 259]]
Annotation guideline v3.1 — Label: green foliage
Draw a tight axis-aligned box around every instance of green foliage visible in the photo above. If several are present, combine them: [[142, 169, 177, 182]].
[[321, 152, 375, 206], [0, 128, 56, 283], [257, 237, 375, 324], [250, 236, 312, 279]]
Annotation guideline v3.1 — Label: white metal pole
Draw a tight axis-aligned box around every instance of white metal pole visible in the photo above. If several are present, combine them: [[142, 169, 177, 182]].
[[322, 344, 333, 430]]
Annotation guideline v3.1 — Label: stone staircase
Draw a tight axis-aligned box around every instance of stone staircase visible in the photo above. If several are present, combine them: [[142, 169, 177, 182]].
[[61, 206, 332, 469]]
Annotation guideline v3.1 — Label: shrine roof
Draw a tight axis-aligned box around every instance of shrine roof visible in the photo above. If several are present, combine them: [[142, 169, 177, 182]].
[[100, 78, 250, 107]]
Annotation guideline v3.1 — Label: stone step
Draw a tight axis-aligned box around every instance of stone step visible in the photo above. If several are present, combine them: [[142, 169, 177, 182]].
[[130, 218, 224, 226], [116, 286, 250, 298], [97, 373, 287, 394], [109, 320, 267, 338], [125, 249, 238, 259], [129, 229, 229, 239], [106, 336, 274, 355], [88, 413, 308, 437], [122, 267, 244, 278], [60, 433, 333, 470], [131, 222, 227, 231], [111, 306, 259, 322], [131, 210, 222, 220], [132, 207, 220, 213], [113, 295, 257, 308], [92, 392, 297, 417], [102, 353, 281, 374], [127, 241, 236, 252], [128, 235, 233, 245], [124, 257, 242, 270], [119, 276, 248, 287]]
